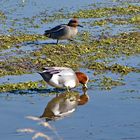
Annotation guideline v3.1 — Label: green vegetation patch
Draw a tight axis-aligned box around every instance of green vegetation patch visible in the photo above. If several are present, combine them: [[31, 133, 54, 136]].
[[96, 32, 140, 56], [0, 31, 140, 78], [99, 76, 125, 90], [0, 11, 7, 22], [0, 59, 32, 77], [0, 34, 45, 50], [87, 62, 137, 75], [91, 15, 140, 26], [70, 5, 140, 18], [0, 80, 46, 93], [130, 14, 140, 24]]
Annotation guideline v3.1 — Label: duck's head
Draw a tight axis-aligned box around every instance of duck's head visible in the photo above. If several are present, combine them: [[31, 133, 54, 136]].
[[68, 18, 83, 27], [75, 72, 89, 89]]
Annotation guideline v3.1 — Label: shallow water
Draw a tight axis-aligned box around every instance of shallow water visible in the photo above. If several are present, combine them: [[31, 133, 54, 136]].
[[0, 81, 140, 140], [0, 0, 140, 140]]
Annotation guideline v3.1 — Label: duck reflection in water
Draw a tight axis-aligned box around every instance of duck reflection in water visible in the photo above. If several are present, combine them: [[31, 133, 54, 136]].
[[40, 88, 89, 121]]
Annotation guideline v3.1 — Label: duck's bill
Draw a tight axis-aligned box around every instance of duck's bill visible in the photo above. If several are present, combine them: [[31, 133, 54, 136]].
[[78, 24, 83, 27], [83, 84, 88, 90]]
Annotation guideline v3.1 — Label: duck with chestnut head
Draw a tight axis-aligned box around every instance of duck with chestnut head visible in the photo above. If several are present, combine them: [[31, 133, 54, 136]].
[[38, 67, 89, 91]]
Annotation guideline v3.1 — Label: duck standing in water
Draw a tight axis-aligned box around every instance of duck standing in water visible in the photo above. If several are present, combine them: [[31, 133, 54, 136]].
[[38, 67, 89, 91], [44, 18, 83, 44]]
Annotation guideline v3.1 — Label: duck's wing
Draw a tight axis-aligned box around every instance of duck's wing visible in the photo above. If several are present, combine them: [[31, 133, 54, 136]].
[[39, 67, 75, 82], [43, 67, 74, 76], [44, 24, 66, 34], [38, 67, 61, 82]]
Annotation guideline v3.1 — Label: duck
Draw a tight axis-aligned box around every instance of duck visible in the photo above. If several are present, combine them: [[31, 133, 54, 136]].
[[38, 67, 89, 91], [40, 89, 89, 120], [44, 18, 83, 44]]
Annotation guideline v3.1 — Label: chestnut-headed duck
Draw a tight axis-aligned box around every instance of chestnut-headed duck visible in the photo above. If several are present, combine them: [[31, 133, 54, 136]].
[[38, 67, 88, 91]]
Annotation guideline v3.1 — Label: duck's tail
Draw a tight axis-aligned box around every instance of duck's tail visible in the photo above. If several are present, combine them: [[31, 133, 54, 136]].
[[38, 71, 52, 82]]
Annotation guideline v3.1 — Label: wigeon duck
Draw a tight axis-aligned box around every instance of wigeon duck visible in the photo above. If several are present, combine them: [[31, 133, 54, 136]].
[[38, 67, 89, 91], [40, 89, 89, 120], [44, 18, 83, 44]]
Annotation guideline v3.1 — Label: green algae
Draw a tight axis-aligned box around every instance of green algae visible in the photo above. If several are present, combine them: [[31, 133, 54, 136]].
[[30, 44, 85, 69], [87, 62, 136, 75], [0, 80, 46, 93], [91, 18, 129, 26], [69, 5, 140, 18], [0, 34, 45, 50], [91, 15, 140, 27], [0, 31, 140, 78], [0, 60, 31, 77], [99, 76, 125, 90], [0, 11, 7, 22], [130, 14, 140, 24], [109, 64, 136, 74], [97, 32, 140, 56]]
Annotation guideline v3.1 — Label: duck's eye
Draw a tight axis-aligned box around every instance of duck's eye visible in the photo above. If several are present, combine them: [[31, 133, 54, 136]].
[[71, 20, 77, 23]]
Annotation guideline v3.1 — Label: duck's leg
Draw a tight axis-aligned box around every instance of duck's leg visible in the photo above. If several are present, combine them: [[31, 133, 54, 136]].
[[56, 93, 59, 97], [66, 86, 70, 92], [56, 39, 59, 44], [68, 39, 77, 44], [68, 39, 74, 42]]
